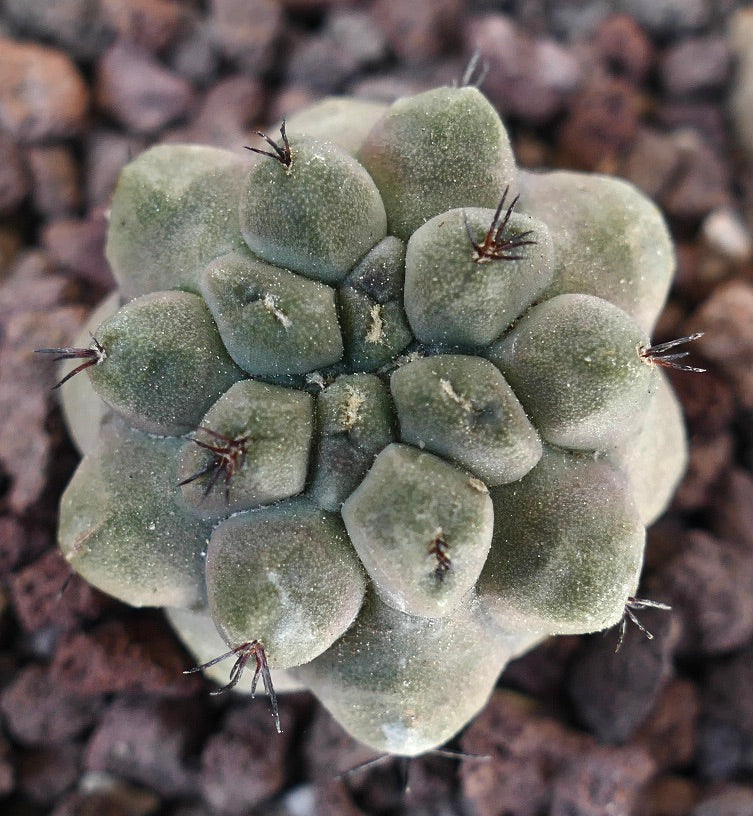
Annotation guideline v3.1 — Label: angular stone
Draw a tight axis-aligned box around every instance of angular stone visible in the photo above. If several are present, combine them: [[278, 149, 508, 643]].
[[0, 38, 88, 143], [0, 664, 102, 745], [95, 41, 194, 134]]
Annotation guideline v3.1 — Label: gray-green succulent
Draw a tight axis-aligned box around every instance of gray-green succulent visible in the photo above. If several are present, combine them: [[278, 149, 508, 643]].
[[44, 83, 691, 757]]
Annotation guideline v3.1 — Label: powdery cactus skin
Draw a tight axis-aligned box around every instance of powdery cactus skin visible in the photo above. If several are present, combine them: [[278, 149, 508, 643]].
[[51, 83, 689, 757]]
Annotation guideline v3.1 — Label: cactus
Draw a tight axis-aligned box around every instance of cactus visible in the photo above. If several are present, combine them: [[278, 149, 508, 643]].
[[39, 82, 697, 757]]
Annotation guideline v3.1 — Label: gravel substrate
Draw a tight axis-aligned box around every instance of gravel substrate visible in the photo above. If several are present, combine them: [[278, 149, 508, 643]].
[[1, 1, 753, 814]]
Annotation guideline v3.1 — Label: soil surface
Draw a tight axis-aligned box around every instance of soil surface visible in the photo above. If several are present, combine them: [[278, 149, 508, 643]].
[[1, 1, 753, 814]]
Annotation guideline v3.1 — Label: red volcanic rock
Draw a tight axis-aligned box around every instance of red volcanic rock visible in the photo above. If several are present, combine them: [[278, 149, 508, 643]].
[[0, 38, 88, 143], [95, 40, 194, 134], [0, 664, 102, 745], [51, 616, 203, 696], [26, 145, 81, 219]]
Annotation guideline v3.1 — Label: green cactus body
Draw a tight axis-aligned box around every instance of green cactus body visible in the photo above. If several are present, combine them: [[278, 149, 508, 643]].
[[309, 373, 394, 512], [59, 417, 212, 608], [338, 236, 413, 371], [106, 144, 249, 300], [239, 139, 387, 284], [341, 443, 494, 618], [206, 498, 366, 669], [476, 447, 645, 635], [53, 83, 688, 756], [516, 170, 675, 333], [390, 354, 541, 485], [486, 293, 656, 450], [200, 249, 344, 379], [292, 588, 540, 756], [358, 86, 517, 239], [86, 290, 245, 435], [404, 206, 554, 346], [177, 379, 313, 518]]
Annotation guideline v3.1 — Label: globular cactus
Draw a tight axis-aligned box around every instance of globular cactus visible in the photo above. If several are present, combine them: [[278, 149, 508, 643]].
[[40, 82, 700, 757]]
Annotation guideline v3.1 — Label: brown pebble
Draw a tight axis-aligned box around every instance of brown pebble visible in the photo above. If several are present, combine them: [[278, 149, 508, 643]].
[[672, 432, 734, 512], [567, 608, 677, 744], [621, 0, 710, 37], [170, 806, 220, 816], [10, 549, 110, 634], [25, 145, 81, 219], [42, 210, 114, 291], [661, 132, 732, 221], [634, 775, 701, 816], [285, 11, 388, 93], [95, 40, 195, 134], [0, 663, 102, 745], [619, 126, 682, 200], [51, 616, 203, 696], [0, 133, 30, 216], [643, 515, 689, 571], [667, 367, 735, 438], [200, 700, 294, 815], [633, 678, 700, 771], [0, 516, 25, 579], [0, 225, 23, 273], [268, 86, 325, 126], [167, 13, 219, 87], [674, 228, 744, 302], [209, 0, 283, 75], [501, 635, 581, 703], [401, 755, 459, 813], [701, 208, 753, 266], [314, 778, 368, 816], [18, 743, 83, 805], [51, 778, 160, 816], [0, 37, 89, 143], [701, 646, 753, 730], [84, 128, 147, 208], [279, 0, 355, 7], [460, 690, 655, 816], [691, 785, 753, 816], [557, 75, 642, 172], [592, 14, 654, 83], [99, 0, 186, 54], [0, 252, 87, 513], [689, 280, 753, 409], [658, 103, 729, 155], [372, 0, 462, 64], [2, 0, 113, 62], [464, 14, 581, 124], [85, 697, 205, 798], [671, 241, 704, 302], [513, 131, 553, 169], [166, 75, 265, 149], [0, 737, 14, 797], [648, 530, 753, 656], [550, 743, 655, 816], [660, 36, 731, 97], [709, 468, 753, 551], [303, 704, 378, 780], [697, 647, 753, 779]]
